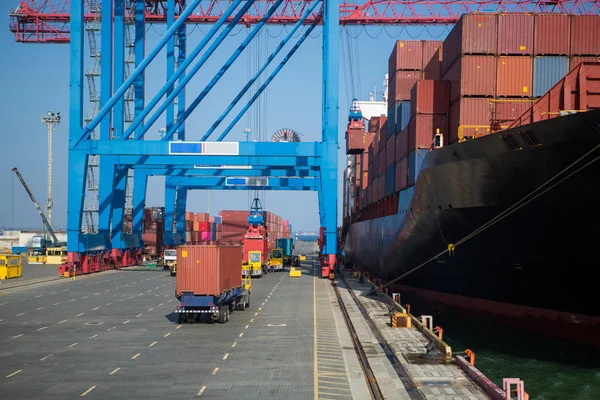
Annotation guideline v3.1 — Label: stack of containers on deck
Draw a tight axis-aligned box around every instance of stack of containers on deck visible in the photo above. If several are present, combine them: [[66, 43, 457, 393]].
[[143, 207, 164, 257], [568, 15, 600, 69], [183, 212, 217, 245], [442, 13, 499, 142], [387, 41, 443, 195], [219, 210, 250, 245]]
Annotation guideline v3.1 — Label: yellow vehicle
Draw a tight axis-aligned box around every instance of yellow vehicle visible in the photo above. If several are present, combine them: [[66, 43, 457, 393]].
[[243, 251, 263, 278], [46, 247, 67, 265], [164, 249, 177, 276], [289, 254, 302, 278], [28, 250, 47, 264], [0, 253, 22, 280], [269, 248, 284, 272]]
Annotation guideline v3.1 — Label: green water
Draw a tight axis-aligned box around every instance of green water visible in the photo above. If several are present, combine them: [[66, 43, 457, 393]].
[[408, 300, 600, 400]]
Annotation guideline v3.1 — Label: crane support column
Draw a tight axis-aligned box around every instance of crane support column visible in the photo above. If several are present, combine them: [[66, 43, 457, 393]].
[[164, 182, 176, 246], [320, 0, 340, 278], [110, 166, 128, 249], [132, 170, 148, 235], [167, 0, 175, 136], [134, 0, 145, 138], [176, 0, 186, 140], [67, 0, 85, 262], [175, 187, 188, 245]]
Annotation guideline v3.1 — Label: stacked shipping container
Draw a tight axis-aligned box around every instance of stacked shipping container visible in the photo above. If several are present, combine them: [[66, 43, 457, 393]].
[[350, 13, 600, 220], [218, 210, 291, 251], [142, 207, 164, 257]]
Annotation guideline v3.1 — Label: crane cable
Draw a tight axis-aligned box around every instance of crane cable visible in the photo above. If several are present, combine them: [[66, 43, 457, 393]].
[[380, 143, 600, 291]]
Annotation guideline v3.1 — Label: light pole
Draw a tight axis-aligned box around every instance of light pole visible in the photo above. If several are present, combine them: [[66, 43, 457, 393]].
[[41, 111, 61, 239]]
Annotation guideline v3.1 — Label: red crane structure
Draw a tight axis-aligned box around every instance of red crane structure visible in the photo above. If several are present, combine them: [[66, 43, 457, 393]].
[[9, 0, 600, 43]]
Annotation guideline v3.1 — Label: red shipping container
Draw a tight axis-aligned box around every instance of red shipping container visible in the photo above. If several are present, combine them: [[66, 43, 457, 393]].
[[185, 212, 194, 221], [424, 48, 442, 80], [442, 13, 498, 74], [422, 41, 443, 69], [443, 55, 496, 102], [570, 15, 600, 56], [175, 245, 242, 297], [389, 70, 423, 102], [395, 158, 408, 191], [395, 131, 404, 163], [448, 98, 492, 143], [197, 213, 209, 222], [389, 40, 423, 73], [570, 56, 600, 70], [193, 231, 200, 242], [198, 222, 210, 232], [408, 114, 449, 151], [346, 127, 374, 154], [493, 99, 536, 127], [372, 177, 378, 201], [379, 175, 385, 200], [143, 232, 157, 245], [497, 14, 533, 55], [378, 119, 388, 151], [386, 135, 395, 167], [534, 14, 570, 55], [410, 80, 450, 116], [496, 56, 533, 97]]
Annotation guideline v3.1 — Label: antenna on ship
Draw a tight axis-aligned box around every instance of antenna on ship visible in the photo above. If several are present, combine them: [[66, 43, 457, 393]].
[[383, 74, 388, 104]]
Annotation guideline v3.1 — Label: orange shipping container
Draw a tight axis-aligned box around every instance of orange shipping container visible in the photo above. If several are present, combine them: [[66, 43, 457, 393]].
[[408, 114, 449, 151], [410, 80, 450, 116], [424, 48, 443, 80], [448, 98, 492, 143], [176, 245, 242, 297], [443, 55, 496, 102], [388, 40, 423, 73], [389, 70, 423, 102], [570, 15, 600, 56], [570, 56, 600, 70], [534, 14, 570, 55], [422, 41, 443, 70], [496, 56, 533, 97], [395, 158, 408, 192], [497, 14, 533, 55]]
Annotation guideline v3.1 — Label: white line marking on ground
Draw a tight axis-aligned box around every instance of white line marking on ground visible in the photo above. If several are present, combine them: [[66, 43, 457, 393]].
[[109, 367, 121, 375], [232, 342, 237, 348], [59, 319, 67, 324], [149, 341, 157, 347], [123, 320, 130, 324], [40, 354, 53, 361], [12, 334, 23, 339], [131, 353, 140, 359], [239, 333, 244, 337], [68, 343, 78, 348], [197, 386, 207, 396], [223, 353, 229, 360], [164, 333, 171, 337], [37, 326, 48, 331], [92, 307, 99, 311], [77, 313, 84, 317], [212, 368, 219, 376], [89, 334, 98, 339], [6, 370, 22, 378], [80, 386, 96, 396]]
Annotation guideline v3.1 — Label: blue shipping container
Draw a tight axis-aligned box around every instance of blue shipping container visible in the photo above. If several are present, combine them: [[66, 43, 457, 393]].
[[408, 149, 428, 186], [276, 238, 293, 257], [533, 56, 568, 97], [398, 101, 411, 132], [214, 216, 222, 224], [397, 186, 414, 214], [385, 164, 395, 196]]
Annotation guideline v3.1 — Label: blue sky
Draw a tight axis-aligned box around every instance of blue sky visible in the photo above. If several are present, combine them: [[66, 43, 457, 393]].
[[0, 7, 451, 232]]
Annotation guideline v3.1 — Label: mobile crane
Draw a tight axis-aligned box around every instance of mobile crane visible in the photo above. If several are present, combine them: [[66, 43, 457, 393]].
[[12, 168, 66, 262]]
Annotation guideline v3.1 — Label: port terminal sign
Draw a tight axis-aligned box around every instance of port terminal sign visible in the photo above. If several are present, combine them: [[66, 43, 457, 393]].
[[169, 142, 239, 155]]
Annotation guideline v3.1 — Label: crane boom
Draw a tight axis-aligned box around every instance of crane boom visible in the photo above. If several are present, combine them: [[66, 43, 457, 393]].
[[12, 167, 61, 245]]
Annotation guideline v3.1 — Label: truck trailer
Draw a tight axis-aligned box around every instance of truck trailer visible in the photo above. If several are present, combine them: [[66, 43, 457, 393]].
[[175, 245, 250, 324]]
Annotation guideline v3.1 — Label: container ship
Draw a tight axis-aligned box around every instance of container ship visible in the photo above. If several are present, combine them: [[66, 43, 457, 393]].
[[342, 13, 600, 347]]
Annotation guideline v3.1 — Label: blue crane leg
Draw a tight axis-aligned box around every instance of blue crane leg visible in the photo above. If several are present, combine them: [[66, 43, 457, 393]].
[[113, 0, 125, 139], [98, 158, 116, 237], [132, 170, 148, 235], [164, 0, 286, 141], [166, 0, 175, 135], [322, 0, 339, 260], [134, 0, 145, 137], [175, 187, 188, 245], [177, 1, 187, 140], [67, 0, 84, 253], [201, 1, 320, 141], [123, 0, 248, 141], [111, 166, 128, 248], [217, 24, 316, 142], [72, 0, 203, 147], [164, 183, 176, 246]]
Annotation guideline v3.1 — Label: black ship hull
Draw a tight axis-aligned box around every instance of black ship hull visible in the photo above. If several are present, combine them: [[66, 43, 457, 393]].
[[344, 110, 600, 346]]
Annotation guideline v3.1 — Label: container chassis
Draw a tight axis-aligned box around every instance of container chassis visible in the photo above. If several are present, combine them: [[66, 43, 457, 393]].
[[176, 287, 250, 324]]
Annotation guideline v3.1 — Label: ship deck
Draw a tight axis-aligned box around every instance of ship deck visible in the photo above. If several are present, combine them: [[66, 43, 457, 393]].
[[0, 243, 496, 399]]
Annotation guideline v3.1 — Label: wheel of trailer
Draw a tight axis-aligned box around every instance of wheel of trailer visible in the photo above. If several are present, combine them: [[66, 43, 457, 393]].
[[177, 314, 183, 324], [246, 296, 250, 308], [218, 307, 227, 324], [239, 301, 246, 311], [225, 307, 230, 322]]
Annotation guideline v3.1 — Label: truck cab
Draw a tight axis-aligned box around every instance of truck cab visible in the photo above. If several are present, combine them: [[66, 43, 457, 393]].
[[164, 249, 177, 276], [269, 248, 284, 272], [243, 251, 263, 278]]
